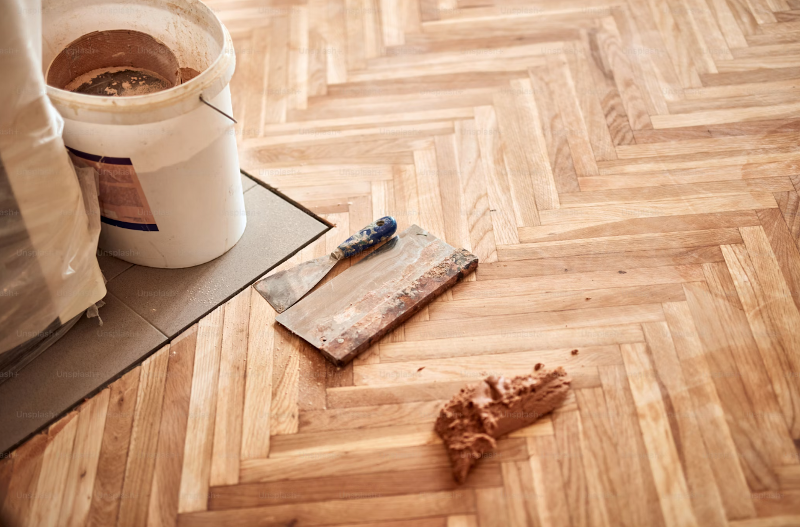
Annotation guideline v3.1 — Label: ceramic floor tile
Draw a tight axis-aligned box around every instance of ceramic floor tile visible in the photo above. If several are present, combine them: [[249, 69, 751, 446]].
[[96, 252, 133, 281], [0, 293, 166, 453], [106, 184, 328, 336], [0, 181, 327, 453], [95, 173, 261, 282]]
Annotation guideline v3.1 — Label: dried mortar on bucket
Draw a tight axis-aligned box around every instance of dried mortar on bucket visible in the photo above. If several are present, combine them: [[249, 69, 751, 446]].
[[47, 29, 202, 96]]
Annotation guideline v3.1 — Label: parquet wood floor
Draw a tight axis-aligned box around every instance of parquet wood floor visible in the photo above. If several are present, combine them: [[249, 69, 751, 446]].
[[4, 0, 800, 525]]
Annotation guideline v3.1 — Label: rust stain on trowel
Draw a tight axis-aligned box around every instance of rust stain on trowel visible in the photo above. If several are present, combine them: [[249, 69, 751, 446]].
[[275, 225, 478, 366]]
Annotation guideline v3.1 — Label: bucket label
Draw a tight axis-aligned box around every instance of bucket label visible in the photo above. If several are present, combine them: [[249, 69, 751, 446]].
[[67, 147, 159, 231]]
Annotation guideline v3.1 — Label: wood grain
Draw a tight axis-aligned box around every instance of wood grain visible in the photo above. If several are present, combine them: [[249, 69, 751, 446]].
[[210, 289, 251, 486], [661, 301, 756, 520], [87, 368, 140, 527], [118, 346, 170, 527], [619, 342, 698, 527], [178, 307, 224, 513], [59, 389, 109, 527], [8, 0, 800, 524], [1, 434, 48, 527], [147, 326, 198, 527], [28, 413, 79, 527], [240, 289, 276, 460]]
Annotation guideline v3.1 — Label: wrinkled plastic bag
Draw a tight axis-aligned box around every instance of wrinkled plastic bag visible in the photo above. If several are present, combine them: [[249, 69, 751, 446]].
[[0, 0, 106, 354]]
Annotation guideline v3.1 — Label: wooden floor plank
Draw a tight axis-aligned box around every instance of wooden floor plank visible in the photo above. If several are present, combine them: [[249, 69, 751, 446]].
[[299, 400, 444, 432], [147, 326, 199, 527], [59, 389, 110, 527], [501, 460, 540, 527], [757, 207, 800, 313], [476, 247, 724, 280], [403, 304, 665, 341], [619, 342, 698, 527], [641, 321, 727, 527], [178, 307, 225, 513], [596, 17, 653, 131], [428, 283, 684, 320], [722, 240, 800, 439], [87, 368, 141, 527], [701, 261, 799, 460], [683, 278, 795, 491], [774, 190, 800, 252], [565, 41, 618, 161], [527, 435, 571, 527], [546, 53, 603, 178], [518, 210, 760, 244], [240, 289, 276, 460], [661, 301, 756, 520], [474, 105, 520, 245], [414, 147, 448, 239], [527, 64, 581, 193], [510, 77, 561, 212], [379, 324, 643, 362], [559, 177, 793, 205], [270, 298, 303, 436], [435, 134, 473, 251], [539, 195, 777, 224], [475, 487, 510, 527], [497, 229, 744, 260], [574, 388, 622, 527], [24, 415, 76, 526], [210, 289, 251, 486], [240, 438, 527, 483], [1, 434, 48, 527], [354, 347, 615, 388], [455, 119, 498, 263], [0, 456, 14, 516], [267, 422, 446, 457], [597, 364, 667, 527], [117, 346, 170, 527], [552, 410, 594, 527], [210, 465, 498, 509], [178, 490, 476, 526], [492, 87, 542, 227], [456, 266, 704, 300]]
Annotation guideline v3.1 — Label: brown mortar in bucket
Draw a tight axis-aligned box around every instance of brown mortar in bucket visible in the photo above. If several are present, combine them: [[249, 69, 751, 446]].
[[47, 29, 201, 96]]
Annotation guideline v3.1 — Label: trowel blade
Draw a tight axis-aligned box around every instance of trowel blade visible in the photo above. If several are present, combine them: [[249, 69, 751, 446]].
[[254, 254, 338, 313]]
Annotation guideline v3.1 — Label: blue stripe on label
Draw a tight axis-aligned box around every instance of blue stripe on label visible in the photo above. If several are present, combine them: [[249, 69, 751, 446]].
[[66, 146, 133, 166], [101, 217, 160, 231]]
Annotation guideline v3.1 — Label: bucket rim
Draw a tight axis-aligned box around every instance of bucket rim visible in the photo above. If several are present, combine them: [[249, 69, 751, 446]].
[[45, 0, 235, 122]]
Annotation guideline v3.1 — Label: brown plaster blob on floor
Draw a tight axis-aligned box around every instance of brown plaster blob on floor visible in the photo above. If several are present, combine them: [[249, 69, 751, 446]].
[[434, 367, 571, 484]]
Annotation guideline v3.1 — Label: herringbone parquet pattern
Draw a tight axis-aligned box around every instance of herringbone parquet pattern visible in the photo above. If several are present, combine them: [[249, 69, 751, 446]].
[[3, 0, 800, 525]]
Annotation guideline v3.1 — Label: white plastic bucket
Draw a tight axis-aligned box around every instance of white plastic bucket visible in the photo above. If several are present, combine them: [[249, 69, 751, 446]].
[[41, 0, 246, 268]]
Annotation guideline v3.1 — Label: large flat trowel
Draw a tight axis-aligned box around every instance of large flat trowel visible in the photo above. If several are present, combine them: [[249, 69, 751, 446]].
[[254, 216, 397, 312]]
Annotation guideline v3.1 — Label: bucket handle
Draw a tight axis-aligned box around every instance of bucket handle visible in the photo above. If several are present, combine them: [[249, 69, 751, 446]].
[[199, 94, 237, 124]]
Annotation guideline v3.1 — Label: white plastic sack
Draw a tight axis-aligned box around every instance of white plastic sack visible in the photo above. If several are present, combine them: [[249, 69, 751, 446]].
[[0, 0, 106, 354]]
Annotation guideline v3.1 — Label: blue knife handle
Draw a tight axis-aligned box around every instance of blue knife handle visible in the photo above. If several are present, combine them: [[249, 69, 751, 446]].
[[336, 216, 397, 258]]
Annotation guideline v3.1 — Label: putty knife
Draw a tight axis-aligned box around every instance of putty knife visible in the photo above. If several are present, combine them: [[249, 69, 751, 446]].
[[254, 216, 397, 313], [275, 225, 479, 366]]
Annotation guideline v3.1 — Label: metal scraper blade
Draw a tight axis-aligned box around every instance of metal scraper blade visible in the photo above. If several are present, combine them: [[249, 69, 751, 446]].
[[254, 254, 338, 313]]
